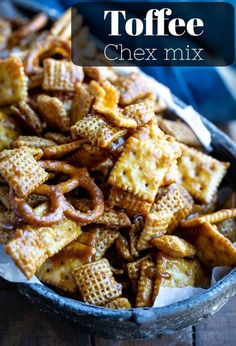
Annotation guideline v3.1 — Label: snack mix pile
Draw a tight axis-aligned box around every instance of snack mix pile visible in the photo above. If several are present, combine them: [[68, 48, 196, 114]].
[[0, 10, 235, 309]]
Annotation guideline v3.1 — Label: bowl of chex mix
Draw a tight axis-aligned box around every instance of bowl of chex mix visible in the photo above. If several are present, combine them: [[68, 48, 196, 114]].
[[0, 10, 236, 339]]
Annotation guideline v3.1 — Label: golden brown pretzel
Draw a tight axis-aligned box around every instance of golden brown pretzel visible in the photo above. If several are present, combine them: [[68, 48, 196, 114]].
[[43, 139, 88, 159], [10, 187, 65, 227], [8, 13, 48, 48], [10, 161, 104, 227]]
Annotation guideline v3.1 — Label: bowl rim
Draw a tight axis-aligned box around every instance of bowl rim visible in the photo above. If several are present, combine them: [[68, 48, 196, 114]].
[[20, 267, 236, 321]]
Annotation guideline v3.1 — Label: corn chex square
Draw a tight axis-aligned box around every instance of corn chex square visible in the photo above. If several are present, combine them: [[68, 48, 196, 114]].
[[36, 239, 95, 293], [73, 258, 122, 305], [5, 203, 82, 279], [0, 146, 48, 198], [71, 113, 126, 148], [137, 183, 193, 250], [43, 58, 84, 92]]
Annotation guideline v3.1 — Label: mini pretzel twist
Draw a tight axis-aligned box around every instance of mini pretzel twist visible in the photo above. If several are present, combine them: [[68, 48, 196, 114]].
[[10, 161, 104, 227]]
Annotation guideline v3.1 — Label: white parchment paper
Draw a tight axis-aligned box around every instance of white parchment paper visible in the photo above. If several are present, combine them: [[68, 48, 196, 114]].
[[153, 243, 236, 307], [0, 245, 41, 284], [153, 286, 205, 307]]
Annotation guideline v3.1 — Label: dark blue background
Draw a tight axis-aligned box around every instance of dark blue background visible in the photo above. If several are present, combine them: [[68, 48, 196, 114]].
[[73, 2, 234, 66]]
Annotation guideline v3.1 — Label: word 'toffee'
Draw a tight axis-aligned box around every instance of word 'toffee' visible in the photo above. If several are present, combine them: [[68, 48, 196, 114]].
[[104, 8, 204, 37]]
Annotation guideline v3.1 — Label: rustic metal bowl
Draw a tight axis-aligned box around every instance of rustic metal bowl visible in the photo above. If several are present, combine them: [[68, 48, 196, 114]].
[[18, 118, 236, 339]]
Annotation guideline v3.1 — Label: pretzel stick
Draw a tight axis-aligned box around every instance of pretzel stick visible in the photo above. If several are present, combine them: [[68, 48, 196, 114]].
[[181, 209, 236, 228]]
